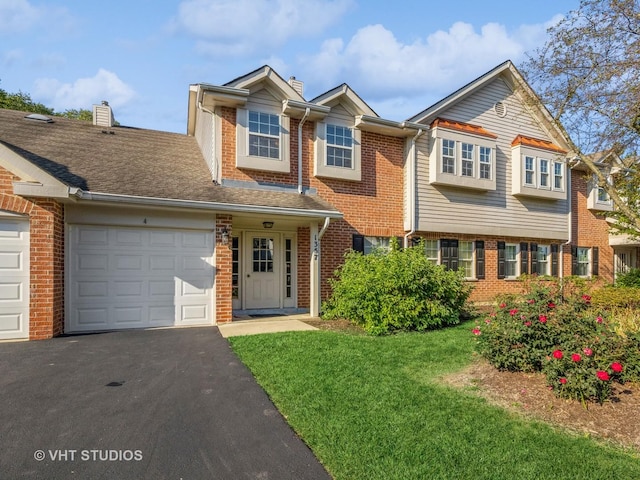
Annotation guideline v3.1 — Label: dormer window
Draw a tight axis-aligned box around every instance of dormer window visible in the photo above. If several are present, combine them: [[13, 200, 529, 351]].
[[429, 118, 497, 191], [326, 124, 353, 168], [587, 175, 614, 211], [248, 111, 280, 159], [236, 106, 291, 173]]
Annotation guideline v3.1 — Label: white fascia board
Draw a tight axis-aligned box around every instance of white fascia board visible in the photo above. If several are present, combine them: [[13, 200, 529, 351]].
[[356, 115, 420, 137], [13, 182, 71, 198], [73, 190, 344, 220], [282, 99, 330, 120], [0, 143, 71, 194]]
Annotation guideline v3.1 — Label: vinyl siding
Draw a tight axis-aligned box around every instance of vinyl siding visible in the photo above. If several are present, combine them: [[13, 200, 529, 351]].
[[416, 77, 569, 240], [195, 107, 214, 178]]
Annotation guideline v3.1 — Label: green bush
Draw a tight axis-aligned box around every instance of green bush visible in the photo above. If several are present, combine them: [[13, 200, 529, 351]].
[[322, 239, 472, 335], [615, 268, 640, 288], [591, 286, 640, 308], [474, 277, 640, 404]]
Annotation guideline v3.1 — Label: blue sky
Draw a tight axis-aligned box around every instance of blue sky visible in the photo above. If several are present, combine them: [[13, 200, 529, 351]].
[[1, 0, 580, 133]]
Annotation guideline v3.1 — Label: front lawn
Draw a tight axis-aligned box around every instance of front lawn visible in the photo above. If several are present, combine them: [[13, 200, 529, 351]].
[[229, 323, 640, 480]]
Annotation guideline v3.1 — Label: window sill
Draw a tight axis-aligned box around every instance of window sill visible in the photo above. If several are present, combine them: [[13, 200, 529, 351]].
[[430, 172, 496, 191], [237, 154, 291, 173]]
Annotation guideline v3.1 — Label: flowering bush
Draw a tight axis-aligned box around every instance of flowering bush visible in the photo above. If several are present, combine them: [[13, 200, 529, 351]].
[[474, 277, 640, 404]]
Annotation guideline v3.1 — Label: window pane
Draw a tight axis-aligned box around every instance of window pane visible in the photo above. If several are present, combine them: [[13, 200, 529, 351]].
[[505, 244, 517, 277], [459, 241, 473, 277], [248, 111, 280, 159], [442, 139, 455, 174], [425, 240, 438, 263], [326, 124, 353, 169], [461, 143, 474, 177], [479, 147, 491, 179], [537, 245, 549, 275]]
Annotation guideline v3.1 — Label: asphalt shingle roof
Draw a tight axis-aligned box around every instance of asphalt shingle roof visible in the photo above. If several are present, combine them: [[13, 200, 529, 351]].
[[0, 108, 340, 214]]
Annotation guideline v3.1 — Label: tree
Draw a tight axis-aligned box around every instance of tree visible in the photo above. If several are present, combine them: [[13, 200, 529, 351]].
[[521, 0, 640, 237]]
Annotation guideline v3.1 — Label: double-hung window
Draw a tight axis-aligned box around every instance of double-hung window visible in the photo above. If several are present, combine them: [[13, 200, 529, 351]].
[[524, 156, 536, 186], [479, 146, 491, 180], [364, 236, 390, 254], [424, 239, 439, 264], [576, 247, 590, 276], [539, 159, 549, 188], [597, 186, 609, 203], [537, 245, 550, 275], [326, 124, 353, 168], [442, 139, 456, 174], [553, 162, 564, 190], [248, 111, 280, 159], [459, 241, 474, 278], [461, 143, 474, 177], [511, 136, 567, 200], [505, 243, 518, 278]]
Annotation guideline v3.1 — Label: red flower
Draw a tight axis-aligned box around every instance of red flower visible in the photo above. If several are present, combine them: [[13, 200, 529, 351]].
[[611, 362, 623, 373], [582, 294, 592, 303], [539, 315, 547, 323], [524, 321, 532, 327], [559, 377, 567, 384], [583, 348, 593, 356], [547, 302, 556, 308], [597, 371, 610, 381], [499, 302, 507, 309], [509, 309, 518, 316], [472, 328, 481, 336], [596, 316, 603, 324], [571, 353, 582, 362], [552, 350, 563, 359]]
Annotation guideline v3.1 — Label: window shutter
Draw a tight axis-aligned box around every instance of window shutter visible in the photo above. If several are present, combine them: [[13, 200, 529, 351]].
[[530, 243, 538, 275], [551, 244, 559, 276], [475, 240, 485, 280], [411, 237, 422, 247], [396, 237, 404, 250], [497, 241, 505, 279], [520, 242, 529, 275], [352, 234, 365, 253], [592, 247, 599, 276], [441, 239, 458, 270], [571, 246, 578, 275]]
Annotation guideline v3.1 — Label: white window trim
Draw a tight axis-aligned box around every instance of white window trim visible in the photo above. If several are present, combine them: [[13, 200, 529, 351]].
[[587, 175, 614, 211], [236, 107, 291, 173], [511, 145, 566, 200], [537, 244, 551, 276], [576, 247, 591, 278], [458, 240, 475, 280], [505, 243, 519, 279], [314, 120, 362, 181], [429, 128, 497, 191], [538, 158, 550, 190]]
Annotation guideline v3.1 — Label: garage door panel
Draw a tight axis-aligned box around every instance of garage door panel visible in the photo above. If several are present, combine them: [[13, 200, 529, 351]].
[[0, 218, 29, 339], [67, 225, 214, 333], [77, 226, 108, 246]]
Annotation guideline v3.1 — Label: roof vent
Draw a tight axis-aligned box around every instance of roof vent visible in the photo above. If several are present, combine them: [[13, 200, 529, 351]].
[[493, 101, 507, 118], [289, 76, 304, 97], [93, 100, 114, 127], [25, 113, 54, 123]]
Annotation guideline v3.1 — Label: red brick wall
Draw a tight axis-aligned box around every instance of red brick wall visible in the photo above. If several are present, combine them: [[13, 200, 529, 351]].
[[571, 170, 614, 283], [0, 166, 64, 339], [215, 214, 233, 323], [297, 226, 310, 308]]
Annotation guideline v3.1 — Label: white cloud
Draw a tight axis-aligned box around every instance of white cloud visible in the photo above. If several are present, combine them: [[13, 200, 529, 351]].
[[171, 0, 354, 56], [0, 0, 74, 36], [33, 69, 136, 111], [298, 19, 555, 111]]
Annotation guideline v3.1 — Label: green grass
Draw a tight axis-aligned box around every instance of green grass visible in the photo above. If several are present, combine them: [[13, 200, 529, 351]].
[[229, 322, 640, 480]]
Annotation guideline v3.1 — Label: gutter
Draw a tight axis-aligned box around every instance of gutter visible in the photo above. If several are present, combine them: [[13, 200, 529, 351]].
[[72, 190, 343, 219], [298, 107, 310, 194], [560, 159, 578, 279], [404, 128, 424, 247]]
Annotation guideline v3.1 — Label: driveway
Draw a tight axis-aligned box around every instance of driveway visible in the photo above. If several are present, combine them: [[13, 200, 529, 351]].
[[0, 327, 331, 479]]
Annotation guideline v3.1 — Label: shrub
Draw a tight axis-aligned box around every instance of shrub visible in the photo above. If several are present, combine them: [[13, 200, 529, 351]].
[[322, 239, 472, 335], [615, 268, 640, 288], [474, 277, 640, 404], [591, 286, 640, 308]]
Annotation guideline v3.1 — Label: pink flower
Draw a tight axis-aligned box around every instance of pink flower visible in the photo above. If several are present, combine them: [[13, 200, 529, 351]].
[[509, 309, 518, 316], [559, 377, 567, 385], [571, 353, 582, 362], [472, 328, 481, 336], [527, 299, 535, 304], [548, 302, 556, 308], [596, 371, 610, 381], [611, 362, 623, 373], [539, 315, 547, 324], [596, 316, 603, 324], [490, 312, 497, 317], [485, 318, 491, 324], [552, 350, 563, 359], [524, 321, 532, 327], [582, 294, 592, 303], [499, 302, 507, 309], [583, 348, 593, 356]]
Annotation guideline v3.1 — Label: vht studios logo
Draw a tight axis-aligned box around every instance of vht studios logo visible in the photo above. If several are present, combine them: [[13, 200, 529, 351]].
[[34, 449, 143, 462]]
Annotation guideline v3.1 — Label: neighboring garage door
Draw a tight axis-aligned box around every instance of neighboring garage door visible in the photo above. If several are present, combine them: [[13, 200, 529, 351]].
[[67, 225, 214, 333], [0, 217, 30, 340]]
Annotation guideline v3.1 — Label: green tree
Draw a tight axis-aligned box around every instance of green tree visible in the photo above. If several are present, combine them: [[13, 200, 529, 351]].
[[58, 108, 94, 121], [0, 85, 54, 115], [521, 0, 640, 237]]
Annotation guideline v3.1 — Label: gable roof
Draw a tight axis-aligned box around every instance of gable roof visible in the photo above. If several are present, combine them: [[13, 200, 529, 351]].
[[0, 109, 341, 218], [408, 60, 573, 153], [310, 83, 378, 117], [224, 65, 305, 102]]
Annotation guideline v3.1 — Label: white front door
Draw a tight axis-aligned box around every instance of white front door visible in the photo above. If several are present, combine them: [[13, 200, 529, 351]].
[[244, 233, 280, 309], [615, 248, 636, 278], [0, 217, 30, 340]]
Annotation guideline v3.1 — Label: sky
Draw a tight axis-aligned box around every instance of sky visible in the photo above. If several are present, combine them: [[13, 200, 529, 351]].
[[0, 0, 581, 134]]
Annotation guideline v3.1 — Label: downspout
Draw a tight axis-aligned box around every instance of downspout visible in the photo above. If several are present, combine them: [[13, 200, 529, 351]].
[[318, 216, 331, 240], [404, 128, 424, 248], [298, 107, 311, 194], [560, 159, 577, 287]]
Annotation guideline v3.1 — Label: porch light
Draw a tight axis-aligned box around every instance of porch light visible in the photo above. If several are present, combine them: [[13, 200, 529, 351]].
[[262, 221, 274, 229], [221, 227, 230, 245]]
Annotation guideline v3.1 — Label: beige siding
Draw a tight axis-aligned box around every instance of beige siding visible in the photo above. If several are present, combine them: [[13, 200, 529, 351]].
[[246, 87, 282, 113], [195, 108, 214, 178], [416, 77, 569, 240]]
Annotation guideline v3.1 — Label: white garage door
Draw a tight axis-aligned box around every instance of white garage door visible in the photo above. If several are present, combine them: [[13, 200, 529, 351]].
[[0, 217, 30, 340], [67, 225, 215, 333]]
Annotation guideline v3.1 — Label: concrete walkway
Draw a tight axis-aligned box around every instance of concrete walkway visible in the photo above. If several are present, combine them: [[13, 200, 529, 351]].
[[218, 314, 319, 337]]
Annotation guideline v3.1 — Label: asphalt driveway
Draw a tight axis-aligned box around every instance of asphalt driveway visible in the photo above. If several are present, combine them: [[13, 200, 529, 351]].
[[0, 327, 331, 479]]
